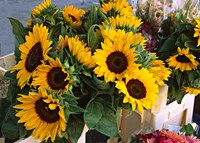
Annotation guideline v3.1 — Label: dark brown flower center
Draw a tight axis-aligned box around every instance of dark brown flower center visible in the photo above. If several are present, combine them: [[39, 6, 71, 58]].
[[176, 55, 191, 63], [47, 67, 69, 90], [106, 51, 128, 74], [69, 14, 77, 22], [25, 42, 43, 72], [126, 79, 146, 99], [35, 98, 60, 123]]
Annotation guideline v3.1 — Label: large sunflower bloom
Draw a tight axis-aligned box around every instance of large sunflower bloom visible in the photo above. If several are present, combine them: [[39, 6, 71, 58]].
[[94, 29, 140, 83], [11, 24, 52, 89], [183, 86, 200, 96], [194, 18, 200, 47], [62, 5, 85, 27], [166, 47, 199, 72], [32, 58, 72, 94], [13, 87, 66, 142], [115, 68, 159, 113], [68, 36, 96, 68], [31, 0, 51, 17], [148, 59, 171, 86]]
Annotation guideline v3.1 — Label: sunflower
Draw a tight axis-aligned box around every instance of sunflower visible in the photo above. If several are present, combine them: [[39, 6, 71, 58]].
[[11, 24, 52, 89], [32, 58, 71, 94], [100, 15, 142, 32], [56, 35, 69, 51], [101, 0, 133, 17], [62, 5, 85, 27], [115, 68, 158, 113], [183, 86, 200, 96], [148, 59, 171, 86], [13, 87, 66, 142], [194, 18, 200, 47], [94, 29, 140, 83], [68, 36, 96, 68], [166, 47, 199, 72], [31, 0, 51, 17]]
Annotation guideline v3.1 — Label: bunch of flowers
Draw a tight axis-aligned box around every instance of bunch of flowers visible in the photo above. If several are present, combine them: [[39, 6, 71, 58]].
[[0, 0, 171, 142], [157, 0, 200, 103], [130, 124, 200, 143], [136, 0, 200, 103]]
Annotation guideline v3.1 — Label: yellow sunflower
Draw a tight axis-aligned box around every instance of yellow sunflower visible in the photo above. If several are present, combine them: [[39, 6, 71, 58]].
[[166, 47, 199, 72], [32, 58, 72, 94], [194, 18, 200, 47], [11, 24, 52, 89], [183, 86, 200, 96], [62, 5, 85, 27], [56, 35, 69, 51], [115, 68, 159, 113], [100, 15, 142, 32], [68, 36, 96, 68], [13, 87, 66, 142], [94, 29, 140, 83], [101, 0, 133, 17], [31, 0, 51, 17], [148, 59, 171, 86]]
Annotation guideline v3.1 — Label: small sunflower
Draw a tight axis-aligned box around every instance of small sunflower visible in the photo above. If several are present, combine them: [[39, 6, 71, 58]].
[[31, 0, 51, 17], [62, 5, 85, 27], [148, 59, 171, 86], [167, 47, 199, 72], [101, 0, 133, 17], [115, 68, 158, 113], [13, 87, 66, 142], [100, 15, 142, 32], [56, 35, 69, 51], [183, 86, 200, 96], [32, 58, 71, 94], [94, 29, 140, 83], [68, 36, 96, 68], [11, 24, 52, 89], [194, 18, 200, 47]]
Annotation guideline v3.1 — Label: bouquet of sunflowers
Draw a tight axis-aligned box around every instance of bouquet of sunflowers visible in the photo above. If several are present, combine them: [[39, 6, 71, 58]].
[[0, 0, 172, 142]]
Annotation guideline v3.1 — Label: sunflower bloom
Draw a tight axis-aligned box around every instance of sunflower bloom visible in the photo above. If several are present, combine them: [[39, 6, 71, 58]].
[[101, 0, 133, 17], [32, 58, 72, 94], [13, 87, 66, 142], [94, 29, 140, 83], [56, 35, 70, 51], [62, 5, 85, 27], [167, 47, 199, 72], [31, 0, 51, 17], [115, 68, 159, 113], [11, 24, 52, 89], [148, 59, 171, 86], [194, 18, 200, 47], [68, 36, 96, 68], [183, 86, 200, 96], [100, 15, 142, 32]]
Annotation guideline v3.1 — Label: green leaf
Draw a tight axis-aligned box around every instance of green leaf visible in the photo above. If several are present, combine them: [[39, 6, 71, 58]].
[[84, 98, 104, 128], [92, 75, 110, 91], [69, 104, 85, 114], [0, 98, 11, 126], [180, 124, 196, 136], [87, 24, 100, 51], [84, 97, 120, 137], [67, 114, 85, 143], [1, 118, 19, 140], [8, 18, 27, 62], [185, 41, 200, 51]]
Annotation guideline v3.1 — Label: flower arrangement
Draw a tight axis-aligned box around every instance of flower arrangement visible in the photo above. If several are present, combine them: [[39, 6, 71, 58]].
[[130, 124, 200, 143], [136, 0, 200, 103], [0, 0, 173, 142]]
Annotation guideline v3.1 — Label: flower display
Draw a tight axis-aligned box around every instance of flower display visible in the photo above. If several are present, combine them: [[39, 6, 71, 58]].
[[136, 0, 200, 103], [0, 0, 174, 142]]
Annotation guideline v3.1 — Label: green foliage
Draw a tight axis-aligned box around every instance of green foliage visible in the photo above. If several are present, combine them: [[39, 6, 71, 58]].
[[180, 124, 196, 136]]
